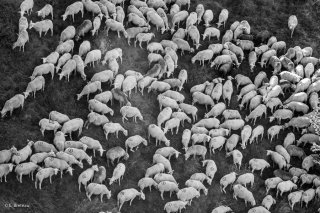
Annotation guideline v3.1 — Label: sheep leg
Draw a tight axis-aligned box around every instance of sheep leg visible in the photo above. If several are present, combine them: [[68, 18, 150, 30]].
[[129, 197, 135, 206]]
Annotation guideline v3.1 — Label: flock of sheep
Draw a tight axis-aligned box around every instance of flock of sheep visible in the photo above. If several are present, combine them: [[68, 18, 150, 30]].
[[2, 0, 320, 212]]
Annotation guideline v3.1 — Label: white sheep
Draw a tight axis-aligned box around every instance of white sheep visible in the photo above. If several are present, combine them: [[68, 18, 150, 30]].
[[34, 167, 59, 189], [33, 141, 57, 153], [29, 20, 53, 37], [1, 94, 25, 118], [249, 158, 270, 176], [59, 59, 77, 81], [261, 195, 276, 211], [301, 188, 316, 208], [235, 173, 254, 188], [109, 163, 126, 185], [288, 190, 303, 210], [14, 162, 39, 183], [38, 118, 61, 136], [203, 9, 213, 27], [216, 9, 229, 28], [265, 177, 283, 194], [176, 187, 200, 206], [276, 180, 297, 197], [155, 147, 180, 161], [0, 147, 18, 164], [11, 140, 34, 164], [145, 163, 165, 177], [181, 129, 191, 151], [106, 147, 129, 166], [163, 118, 180, 134], [86, 183, 111, 202], [226, 150, 243, 169], [65, 148, 92, 165], [19, 0, 34, 16], [55, 151, 83, 168], [138, 177, 158, 192], [12, 30, 29, 52], [79, 136, 104, 157], [103, 122, 128, 139], [23, 76, 45, 99], [157, 95, 179, 111], [60, 26, 76, 42], [117, 188, 145, 211], [225, 134, 240, 152], [185, 179, 208, 195], [249, 125, 264, 144], [164, 200, 188, 213], [88, 99, 114, 116], [78, 165, 99, 191], [84, 49, 102, 67], [0, 163, 15, 182], [211, 206, 233, 213], [203, 27, 220, 40], [61, 118, 84, 140], [44, 157, 73, 178], [157, 181, 179, 200], [288, 15, 298, 38], [135, 32, 155, 48], [184, 145, 207, 160], [122, 75, 138, 97], [120, 106, 143, 123], [190, 173, 212, 185], [62, 1, 84, 22], [232, 184, 256, 207]]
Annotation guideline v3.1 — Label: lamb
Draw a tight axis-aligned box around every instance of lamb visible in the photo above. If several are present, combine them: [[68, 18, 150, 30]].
[[93, 166, 106, 184], [23, 76, 45, 99], [276, 180, 297, 197], [120, 106, 143, 123], [29, 20, 53, 37], [249, 158, 270, 176], [79, 136, 104, 157], [14, 162, 39, 183], [109, 162, 126, 186], [135, 33, 155, 48], [44, 157, 73, 178], [48, 111, 70, 124], [1, 94, 25, 118], [232, 184, 256, 207], [106, 147, 129, 167], [11, 140, 34, 164], [19, 0, 34, 16], [55, 151, 83, 168], [145, 163, 165, 177], [117, 188, 145, 211], [88, 99, 114, 116], [236, 173, 254, 188], [61, 118, 84, 140], [12, 30, 29, 52], [220, 172, 237, 193], [62, 1, 84, 22], [0, 164, 14, 182], [78, 165, 99, 191], [103, 122, 128, 139], [176, 187, 200, 206], [138, 177, 158, 192], [58, 59, 77, 81]]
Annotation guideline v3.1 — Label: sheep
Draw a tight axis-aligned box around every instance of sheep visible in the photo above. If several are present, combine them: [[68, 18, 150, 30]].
[[162, 91, 185, 104], [37, 4, 53, 19], [90, 71, 114, 85], [19, 0, 34, 16], [163, 200, 188, 213], [153, 154, 174, 174], [135, 32, 155, 48], [220, 172, 237, 193], [191, 133, 211, 146], [58, 59, 77, 81], [29, 20, 53, 37], [0, 163, 15, 182], [289, 167, 307, 178], [23, 75, 45, 99], [108, 162, 126, 186], [271, 41, 286, 53], [33, 141, 57, 153], [78, 40, 91, 58], [176, 187, 200, 206], [55, 40, 74, 55], [56, 54, 72, 74], [245, 104, 267, 125], [105, 19, 128, 38], [157, 95, 179, 111], [48, 111, 70, 124], [226, 150, 243, 169], [106, 147, 129, 167], [145, 163, 165, 178], [267, 150, 288, 170], [18, 16, 28, 33], [157, 181, 179, 200], [286, 145, 306, 160], [117, 188, 145, 211], [111, 88, 131, 107], [236, 173, 254, 188], [185, 179, 208, 196], [202, 160, 217, 179], [61, 118, 84, 140], [121, 75, 138, 96], [1, 94, 25, 118], [65, 147, 92, 165], [172, 28, 186, 39], [72, 55, 86, 80], [266, 97, 283, 114], [52, 131, 65, 152], [211, 206, 233, 213], [191, 49, 213, 66], [249, 158, 270, 176], [195, 118, 220, 129], [232, 184, 256, 207], [288, 15, 298, 38], [120, 106, 143, 123], [12, 30, 29, 52], [59, 26, 76, 43], [179, 103, 198, 122], [181, 129, 192, 151], [42, 52, 59, 64], [78, 165, 99, 191], [223, 41, 244, 62], [88, 99, 114, 117], [202, 9, 213, 27], [209, 136, 227, 154], [249, 125, 264, 144], [235, 74, 252, 89], [284, 101, 309, 114], [222, 109, 241, 121], [138, 177, 158, 192], [85, 183, 111, 203], [225, 134, 240, 152], [15, 162, 39, 183], [11, 140, 34, 164], [236, 39, 254, 51], [147, 11, 166, 34], [171, 11, 189, 33], [297, 133, 320, 147], [0, 147, 17, 164], [287, 190, 303, 210], [34, 167, 59, 189], [309, 92, 319, 110], [300, 173, 318, 187], [185, 145, 207, 160], [276, 180, 297, 197], [238, 83, 256, 101], [103, 122, 127, 140], [210, 55, 233, 69], [269, 109, 293, 124], [219, 119, 245, 131], [62, 1, 84, 22], [264, 177, 283, 195], [55, 151, 83, 169], [172, 38, 194, 55], [125, 135, 147, 153], [260, 195, 276, 211], [301, 188, 316, 208], [192, 92, 214, 111], [79, 136, 104, 157], [93, 166, 106, 184], [44, 157, 73, 178]]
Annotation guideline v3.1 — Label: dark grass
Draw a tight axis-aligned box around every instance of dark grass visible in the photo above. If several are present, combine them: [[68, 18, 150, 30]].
[[1, 0, 320, 213]]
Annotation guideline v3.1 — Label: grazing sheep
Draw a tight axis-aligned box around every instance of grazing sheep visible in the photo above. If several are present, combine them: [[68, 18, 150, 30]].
[[12, 30, 29, 52], [61, 118, 84, 140], [232, 184, 256, 207], [44, 157, 73, 178], [15, 162, 39, 183], [1, 94, 25, 118], [103, 122, 128, 139], [0, 164, 15, 182], [62, 1, 84, 22], [288, 15, 298, 38], [29, 20, 53, 37], [34, 167, 59, 189], [78, 165, 99, 191], [220, 172, 237, 193], [117, 188, 145, 211], [11, 140, 34, 165], [249, 158, 270, 176]]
